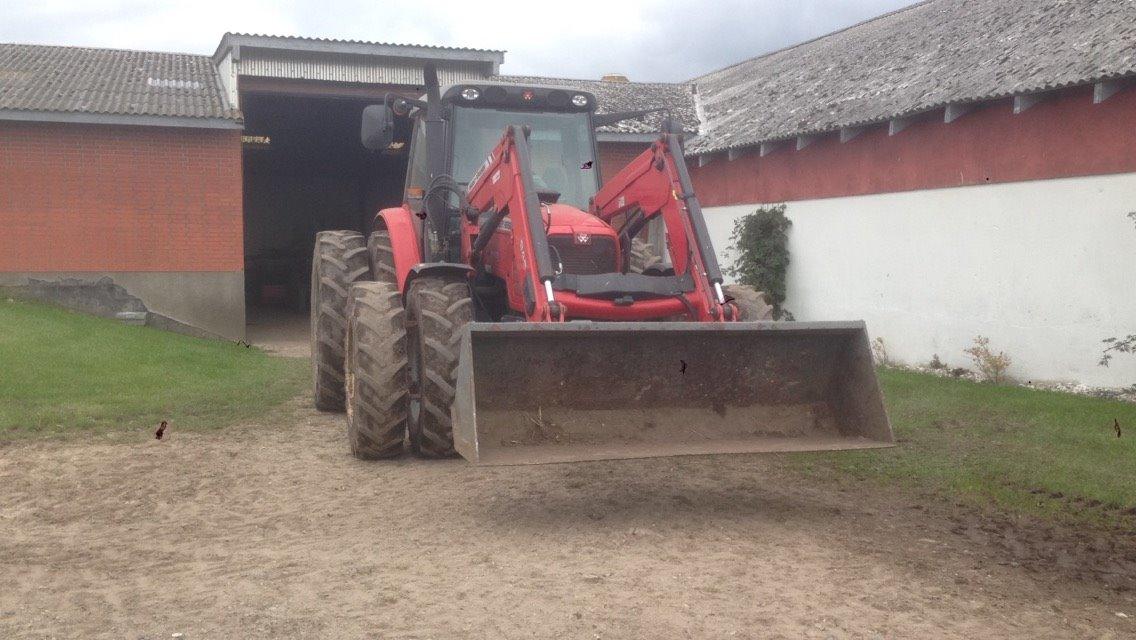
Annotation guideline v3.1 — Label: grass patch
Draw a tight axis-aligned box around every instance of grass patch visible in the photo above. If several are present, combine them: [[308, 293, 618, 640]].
[[801, 368, 1136, 527], [0, 299, 308, 439]]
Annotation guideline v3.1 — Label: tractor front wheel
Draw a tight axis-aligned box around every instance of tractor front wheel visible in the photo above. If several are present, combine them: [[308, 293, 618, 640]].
[[311, 230, 372, 411], [345, 282, 408, 459], [405, 275, 473, 458]]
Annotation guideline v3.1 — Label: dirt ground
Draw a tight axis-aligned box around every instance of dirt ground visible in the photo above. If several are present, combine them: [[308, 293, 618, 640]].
[[2, 395, 1134, 640], [246, 306, 311, 358]]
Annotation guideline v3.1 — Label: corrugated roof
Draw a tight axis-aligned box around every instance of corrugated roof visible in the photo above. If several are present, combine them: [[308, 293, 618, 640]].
[[0, 43, 240, 123], [220, 33, 505, 55], [492, 75, 698, 134], [689, 0, 1136, 154]]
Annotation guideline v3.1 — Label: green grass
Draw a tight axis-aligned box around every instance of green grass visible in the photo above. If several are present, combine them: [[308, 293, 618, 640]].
[[801, 368, 1136, 527], [3, 299, 1133, 527], [0, 299, 308, 439]]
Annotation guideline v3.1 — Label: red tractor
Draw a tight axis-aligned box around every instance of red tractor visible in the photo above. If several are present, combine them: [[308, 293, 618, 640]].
[[311, 66, 892, 465]]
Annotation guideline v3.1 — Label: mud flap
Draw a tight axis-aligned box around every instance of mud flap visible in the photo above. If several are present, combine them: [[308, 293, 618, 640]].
[[451, 321, 893, 466]]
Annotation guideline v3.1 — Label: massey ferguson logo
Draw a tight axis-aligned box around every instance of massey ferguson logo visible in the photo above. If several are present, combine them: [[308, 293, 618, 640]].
[[573, 232, 592, 245]]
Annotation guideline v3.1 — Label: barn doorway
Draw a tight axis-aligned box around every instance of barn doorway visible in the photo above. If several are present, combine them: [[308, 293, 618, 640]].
[[239, 90, 410, 350]]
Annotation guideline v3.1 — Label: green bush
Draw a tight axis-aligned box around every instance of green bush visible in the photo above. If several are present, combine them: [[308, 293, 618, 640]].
[[725, 204, 792, 318]]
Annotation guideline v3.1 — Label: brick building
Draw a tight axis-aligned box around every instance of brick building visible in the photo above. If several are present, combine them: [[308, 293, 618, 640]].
[[2, 0, 1135, 386], [0, 35, 694, 338]]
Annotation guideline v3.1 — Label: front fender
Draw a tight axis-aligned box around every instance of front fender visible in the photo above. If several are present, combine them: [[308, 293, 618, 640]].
[[374, 205, 423, 292]]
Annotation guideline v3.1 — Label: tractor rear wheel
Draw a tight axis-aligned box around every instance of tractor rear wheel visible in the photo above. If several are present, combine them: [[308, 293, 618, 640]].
[[345, 282, 408, 459], [723, 284, 775, 321], [367, 228, 397, 284], [311, 230, 372, 411], [405, 275, 473, 458]]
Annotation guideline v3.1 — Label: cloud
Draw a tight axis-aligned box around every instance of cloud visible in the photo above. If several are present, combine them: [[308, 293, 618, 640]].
[[1, 0, 919, 80]]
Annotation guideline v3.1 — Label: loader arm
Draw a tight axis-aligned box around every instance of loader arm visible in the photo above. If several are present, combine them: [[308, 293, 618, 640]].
[[465, 125, 559, 321], [591, 133, 729, 318]]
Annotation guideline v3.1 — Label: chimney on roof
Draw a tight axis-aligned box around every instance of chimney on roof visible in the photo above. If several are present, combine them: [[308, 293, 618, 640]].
[[601, 73, 629, 83]]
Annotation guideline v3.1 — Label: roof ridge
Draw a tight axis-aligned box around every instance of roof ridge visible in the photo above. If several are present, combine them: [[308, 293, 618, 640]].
[[688, 0, 935, 82], [0, 41, 208, 58]]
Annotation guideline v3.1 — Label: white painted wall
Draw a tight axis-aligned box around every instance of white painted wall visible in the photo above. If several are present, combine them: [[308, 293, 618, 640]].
[[703, 173, 1136, 388], [216, 52, 238, 110]]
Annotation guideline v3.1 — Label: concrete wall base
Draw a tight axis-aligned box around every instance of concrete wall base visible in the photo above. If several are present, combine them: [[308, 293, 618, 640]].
[[0, 271, 245, 340]]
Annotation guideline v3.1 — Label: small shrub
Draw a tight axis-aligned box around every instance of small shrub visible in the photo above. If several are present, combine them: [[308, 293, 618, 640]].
[[1100, 334, 1136, 367], [726, 204, 792, 319], [871, 337, 891, 366], [964, 336, 1012, 384], [928, 354, 946, 370]]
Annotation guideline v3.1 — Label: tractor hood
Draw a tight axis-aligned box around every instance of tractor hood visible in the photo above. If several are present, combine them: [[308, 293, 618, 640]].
[[544, 203, 614, 236]]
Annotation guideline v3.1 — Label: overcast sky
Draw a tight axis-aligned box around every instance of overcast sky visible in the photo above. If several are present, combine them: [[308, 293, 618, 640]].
[[2, 0, 918, 81]]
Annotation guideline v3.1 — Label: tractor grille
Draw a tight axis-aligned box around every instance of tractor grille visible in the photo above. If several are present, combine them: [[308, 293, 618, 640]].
[[548, 235, 617, 275]]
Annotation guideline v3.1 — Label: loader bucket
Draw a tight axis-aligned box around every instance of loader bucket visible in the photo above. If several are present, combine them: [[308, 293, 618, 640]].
[[451, 321, 893, 465]]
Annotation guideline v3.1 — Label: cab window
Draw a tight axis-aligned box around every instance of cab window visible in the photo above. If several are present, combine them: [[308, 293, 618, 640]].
[[404, 118, 429, 209]]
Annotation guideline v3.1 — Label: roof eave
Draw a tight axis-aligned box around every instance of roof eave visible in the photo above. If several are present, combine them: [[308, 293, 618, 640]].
[[0, 109, 244, 130], [213, 33, 505, 67], [688, 75, 1136, 157]]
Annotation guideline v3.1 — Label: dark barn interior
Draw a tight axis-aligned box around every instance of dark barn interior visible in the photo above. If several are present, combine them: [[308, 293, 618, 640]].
[[240, 92, 409, 312]]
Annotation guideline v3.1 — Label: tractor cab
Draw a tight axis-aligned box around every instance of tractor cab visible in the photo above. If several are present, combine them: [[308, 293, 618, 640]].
[[363, 83, 601, 208], [443, 85, 600, 210], [362, 83, 617, 269]]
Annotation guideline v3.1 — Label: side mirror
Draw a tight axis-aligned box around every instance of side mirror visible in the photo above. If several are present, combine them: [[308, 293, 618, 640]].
[[361, 104, 395, 150]]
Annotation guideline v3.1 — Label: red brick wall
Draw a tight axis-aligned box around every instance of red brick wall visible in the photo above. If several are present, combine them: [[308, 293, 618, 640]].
[[597, 142, 651, 185], [689, 85, 1136, 206], [0, 121, 243, 272]]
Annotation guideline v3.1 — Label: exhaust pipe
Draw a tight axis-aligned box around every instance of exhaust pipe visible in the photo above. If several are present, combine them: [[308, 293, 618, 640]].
[[451, 321, 893, 466]]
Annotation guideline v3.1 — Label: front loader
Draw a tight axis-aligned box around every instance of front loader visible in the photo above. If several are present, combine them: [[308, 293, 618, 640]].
[[310, 65, 893, 465]]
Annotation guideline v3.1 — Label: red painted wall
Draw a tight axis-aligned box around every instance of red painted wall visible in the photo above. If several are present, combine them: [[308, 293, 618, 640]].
[[0, 121, 243, 272], [689, 85, 1136, 206]]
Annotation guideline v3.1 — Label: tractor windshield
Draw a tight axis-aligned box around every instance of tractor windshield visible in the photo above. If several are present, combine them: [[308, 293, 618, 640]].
[[451, 107, 599, 210]]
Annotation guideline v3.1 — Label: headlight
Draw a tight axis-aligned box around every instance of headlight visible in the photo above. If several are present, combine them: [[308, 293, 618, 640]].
[[460, 87, 481, 101], [571, 94, 588, 107]]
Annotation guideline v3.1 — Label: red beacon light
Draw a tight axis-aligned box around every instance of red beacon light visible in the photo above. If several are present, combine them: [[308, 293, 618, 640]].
[[521, 90, 535, 101]]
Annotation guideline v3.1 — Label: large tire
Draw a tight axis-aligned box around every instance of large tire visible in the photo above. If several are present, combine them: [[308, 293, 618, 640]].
[[345, 283, 408, 459], [723, 284, 775, 321], [311, 230, 372, 411], [629, 237, 664, 274], [405, 275, 473, 458], [367, 228, 397, 284]]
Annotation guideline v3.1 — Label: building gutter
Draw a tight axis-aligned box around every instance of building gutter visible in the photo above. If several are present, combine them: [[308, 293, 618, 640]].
[[0, 109, 244, 130]]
